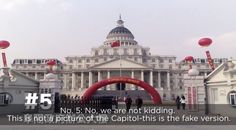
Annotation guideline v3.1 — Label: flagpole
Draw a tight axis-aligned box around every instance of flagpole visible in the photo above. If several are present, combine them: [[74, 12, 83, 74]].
[[119, 41, 122, 100], [111, 40, 122, 100]]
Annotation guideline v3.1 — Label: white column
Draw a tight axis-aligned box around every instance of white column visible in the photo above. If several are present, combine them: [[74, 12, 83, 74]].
[[107, 71, 110, 90], [72, 72, 76, 90], [167, 72, 170, 90], [35, 72, 38, 80], [174, 73, 178, 89], [26, 72, 29, 77], [64, 74, 67, 90], [140, 70, 144, 90], [131, 71, 135, 90], [98, 71, 101, 81], [107, 71, 110, 78], [43, 72, 46, 79], [141, 70, 144, 81], [158, 72, 161, 89], [98, 71, 102, 90], [89, 71, 93, 87], [149, 70, 153, 86], [80, 72, 84, 89]]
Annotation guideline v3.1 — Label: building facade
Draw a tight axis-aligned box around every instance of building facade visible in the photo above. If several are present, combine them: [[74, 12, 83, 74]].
[[11, 17, 228, 101], [205, 59, 236, 116]]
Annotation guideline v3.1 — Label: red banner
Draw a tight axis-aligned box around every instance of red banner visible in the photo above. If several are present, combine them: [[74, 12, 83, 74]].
[[188, 87, 192, 110], [206, 50, 215, 70], [2, 53, 7, 67], [192, 87, 197, 110]]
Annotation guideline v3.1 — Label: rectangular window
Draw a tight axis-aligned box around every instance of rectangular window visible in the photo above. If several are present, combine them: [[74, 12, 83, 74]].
[[201, 59, 205, 63], [152, 58, 156, 62], [159, 59, 164, 63], [28, 60, 32, 64], [229, 93, 236, 106], [37, 60, 41, 64], [211, 88, 218, 102]]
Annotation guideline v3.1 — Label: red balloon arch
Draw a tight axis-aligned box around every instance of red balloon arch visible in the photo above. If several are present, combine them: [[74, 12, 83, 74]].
[[82, 77, 162, 104]]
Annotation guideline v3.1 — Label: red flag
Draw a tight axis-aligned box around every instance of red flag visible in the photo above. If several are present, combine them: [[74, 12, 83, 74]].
[[111, 40, 120, 47]]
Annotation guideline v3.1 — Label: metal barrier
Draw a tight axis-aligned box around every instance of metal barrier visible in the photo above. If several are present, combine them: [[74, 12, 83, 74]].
[[54, 94, 117, 113]]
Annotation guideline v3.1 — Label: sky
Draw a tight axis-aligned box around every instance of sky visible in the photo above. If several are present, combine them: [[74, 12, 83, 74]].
[[1, 0, 236, 66]]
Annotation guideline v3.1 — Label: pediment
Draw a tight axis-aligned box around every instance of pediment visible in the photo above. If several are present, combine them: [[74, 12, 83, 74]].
[[90, 58, 150, 69], [8, 69, 39, 88], [206, 63, 228, 83]]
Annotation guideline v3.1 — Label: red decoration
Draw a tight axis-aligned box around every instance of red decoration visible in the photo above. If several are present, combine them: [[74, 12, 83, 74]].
[[206, 51, 215, 70], [111, 40, 120, 47], [2, 53, 7, 67], [185, 56, 194, 62], [198, 38, 212, 47], [47, 60, 56, 66], [82, 77, 162, 104], [0, 40, 10, 49]]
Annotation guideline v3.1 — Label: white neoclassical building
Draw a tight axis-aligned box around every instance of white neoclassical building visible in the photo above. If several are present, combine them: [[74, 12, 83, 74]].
[[11, 17, 228, 101]]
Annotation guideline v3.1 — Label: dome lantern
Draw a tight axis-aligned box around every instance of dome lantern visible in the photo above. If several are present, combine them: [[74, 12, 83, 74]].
[[104, 16, 138, 46], [117, 15, 124, 27]]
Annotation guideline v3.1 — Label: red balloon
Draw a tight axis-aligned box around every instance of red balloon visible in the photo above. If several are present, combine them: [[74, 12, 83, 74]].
[[185, 56, 194, 62], [0, 40, 10, 49], [47, 60, 56, 66], [198, 38, 212, 47]]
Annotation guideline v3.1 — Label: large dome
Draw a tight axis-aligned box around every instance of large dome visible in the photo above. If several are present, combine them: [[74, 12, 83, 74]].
[[104, 16, 137, 46], [106, 26, 134, 39]]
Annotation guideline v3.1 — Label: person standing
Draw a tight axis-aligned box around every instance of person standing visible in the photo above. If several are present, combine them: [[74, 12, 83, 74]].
[[125, 95, 132, 112], [175, 96, 181, 110], [135, 96, 143, 109], [180, 95, 186, 110]]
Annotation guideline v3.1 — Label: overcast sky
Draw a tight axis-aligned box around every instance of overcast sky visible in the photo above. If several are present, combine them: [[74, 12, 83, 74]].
[[1, 0, 236, 66]]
